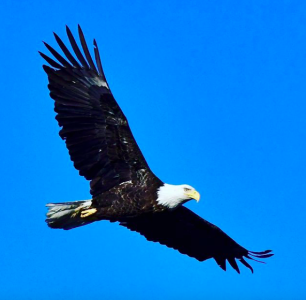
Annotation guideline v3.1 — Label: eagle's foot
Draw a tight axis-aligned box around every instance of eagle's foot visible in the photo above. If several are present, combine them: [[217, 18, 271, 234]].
[[81, 208, 97, 218]]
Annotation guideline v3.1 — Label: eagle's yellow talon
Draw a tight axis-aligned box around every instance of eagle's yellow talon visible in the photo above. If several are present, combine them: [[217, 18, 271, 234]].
[[81, 208, 97, 218]]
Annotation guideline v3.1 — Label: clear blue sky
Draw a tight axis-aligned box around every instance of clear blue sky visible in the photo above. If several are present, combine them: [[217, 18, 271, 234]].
[[1, 0, 305, 299]]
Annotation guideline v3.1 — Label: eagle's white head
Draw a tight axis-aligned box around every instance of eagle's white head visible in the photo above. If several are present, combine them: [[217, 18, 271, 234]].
[[157, 184, 200, 209]]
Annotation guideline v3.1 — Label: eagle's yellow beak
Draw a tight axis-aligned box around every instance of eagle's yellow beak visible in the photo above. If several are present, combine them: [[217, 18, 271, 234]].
[[185, 190, 200, 202]]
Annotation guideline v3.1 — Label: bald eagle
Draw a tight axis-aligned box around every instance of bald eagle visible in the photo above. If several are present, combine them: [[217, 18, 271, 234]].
[[40, 25, 273, 273]]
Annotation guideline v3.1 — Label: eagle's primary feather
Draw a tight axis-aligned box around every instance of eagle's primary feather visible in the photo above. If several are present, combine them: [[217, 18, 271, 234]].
[[40, 25, 273, 273]]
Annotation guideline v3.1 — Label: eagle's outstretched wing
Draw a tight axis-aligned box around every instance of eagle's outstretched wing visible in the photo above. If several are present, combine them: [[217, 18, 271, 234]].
[[120, 206, 273, 273], [40, 25, 154, 196]]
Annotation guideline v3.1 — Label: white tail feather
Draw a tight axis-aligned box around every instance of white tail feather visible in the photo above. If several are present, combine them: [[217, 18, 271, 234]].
[[46, 200, 93, 230]]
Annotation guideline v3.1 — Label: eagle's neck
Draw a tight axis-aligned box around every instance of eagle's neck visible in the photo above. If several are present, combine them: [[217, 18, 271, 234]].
[[156, 184, 187, 209]]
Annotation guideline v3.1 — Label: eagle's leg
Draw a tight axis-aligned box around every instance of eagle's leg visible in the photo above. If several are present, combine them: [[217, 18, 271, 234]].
[[81, 208, 97, 218]]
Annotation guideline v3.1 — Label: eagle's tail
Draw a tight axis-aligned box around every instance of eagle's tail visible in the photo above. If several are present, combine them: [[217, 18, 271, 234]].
[[46, 200, 96, 230]]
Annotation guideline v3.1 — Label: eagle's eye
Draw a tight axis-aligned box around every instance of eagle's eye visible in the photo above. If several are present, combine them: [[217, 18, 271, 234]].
[[184, 187, 191, 192]]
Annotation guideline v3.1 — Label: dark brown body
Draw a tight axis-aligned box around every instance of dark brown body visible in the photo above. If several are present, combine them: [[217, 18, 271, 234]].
[[92, 172, 166, 220]]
